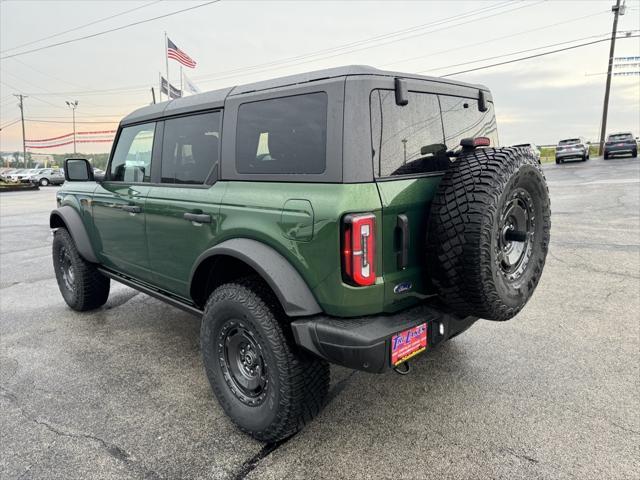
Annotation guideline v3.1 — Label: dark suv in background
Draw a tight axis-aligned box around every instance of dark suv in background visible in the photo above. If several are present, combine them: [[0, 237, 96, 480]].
[[604, 132, 637, 159], [555, 137, 589, 164]]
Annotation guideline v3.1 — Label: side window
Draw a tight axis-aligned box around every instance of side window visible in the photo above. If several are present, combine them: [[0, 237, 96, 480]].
[[439, 96, 499, 150], [370, 90, 445, 177], [161, 111, 221, 184], [236, 92, 327, 174], [109, 123, 155, 182]]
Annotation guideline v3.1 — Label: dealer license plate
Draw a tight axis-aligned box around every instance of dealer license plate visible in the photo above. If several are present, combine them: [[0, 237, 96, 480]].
[[391, 323, 427, 366]]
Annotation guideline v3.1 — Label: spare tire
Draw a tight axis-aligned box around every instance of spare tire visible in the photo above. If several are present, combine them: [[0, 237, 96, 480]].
[[427, 147, 551, 321]]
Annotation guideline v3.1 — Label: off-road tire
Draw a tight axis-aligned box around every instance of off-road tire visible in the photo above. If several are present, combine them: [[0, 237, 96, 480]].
[[201, 277, 330, 442], [427, 147, 551, 321], [52, 228, 110, 311]]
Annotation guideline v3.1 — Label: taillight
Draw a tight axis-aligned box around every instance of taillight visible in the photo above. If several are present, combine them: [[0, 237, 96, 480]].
[[342, 213, 376, 286]]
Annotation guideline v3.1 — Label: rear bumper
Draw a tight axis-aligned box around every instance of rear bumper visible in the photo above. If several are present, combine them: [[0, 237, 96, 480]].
[[291, 304, 477, 373], [605, 146, 636, 155], [556, 150, 586, 159]]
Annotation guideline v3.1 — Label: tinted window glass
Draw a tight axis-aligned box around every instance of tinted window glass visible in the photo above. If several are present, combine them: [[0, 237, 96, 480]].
[[370, 90, 446, 177], [236, 93, 327, 174], [559, 138, 581, 145], [161, 111, 221, 184], [109, 123, 155, 182], [439, 96, 498, 150]]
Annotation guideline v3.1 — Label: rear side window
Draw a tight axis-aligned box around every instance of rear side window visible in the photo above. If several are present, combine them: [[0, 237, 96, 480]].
[[236, 93, 327, 174], [439, 96, 498, 150], [109, 122, 155, 182], [161, 111, 221, 184], [370, 90, 446, 177]]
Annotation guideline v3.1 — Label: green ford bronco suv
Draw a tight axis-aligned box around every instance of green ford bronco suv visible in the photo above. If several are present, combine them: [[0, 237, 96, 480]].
[[52, 66, 551, 442]]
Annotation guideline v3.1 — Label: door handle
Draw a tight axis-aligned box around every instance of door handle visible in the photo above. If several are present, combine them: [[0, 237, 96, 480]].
[[122, 205, 142, 213], [183, 212, 212, 224], [396, 214, 409, 270]]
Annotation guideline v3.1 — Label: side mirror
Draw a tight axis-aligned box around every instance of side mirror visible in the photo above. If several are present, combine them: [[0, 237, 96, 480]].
[[395, 78, 409, 106], [64, 158, 94, 182]]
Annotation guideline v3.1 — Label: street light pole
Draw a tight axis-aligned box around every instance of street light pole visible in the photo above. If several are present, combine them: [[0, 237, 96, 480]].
[[66, 100, 79, 155], [14, 94, 28, 168], [598, 0, 625, 155]]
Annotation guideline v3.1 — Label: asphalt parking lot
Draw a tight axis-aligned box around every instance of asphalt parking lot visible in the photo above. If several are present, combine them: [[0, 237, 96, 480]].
[[1, 156, 638, 480]]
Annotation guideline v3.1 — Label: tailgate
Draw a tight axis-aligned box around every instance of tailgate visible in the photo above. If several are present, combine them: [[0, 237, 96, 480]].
[[376, 176, 442, 312]]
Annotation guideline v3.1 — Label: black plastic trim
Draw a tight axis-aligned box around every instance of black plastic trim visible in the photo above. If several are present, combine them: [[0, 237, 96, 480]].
[[190, 238, 322, 317], [291, 304, 478, 373], [98, 267, 202, 317], [50, 206, 98, 263]]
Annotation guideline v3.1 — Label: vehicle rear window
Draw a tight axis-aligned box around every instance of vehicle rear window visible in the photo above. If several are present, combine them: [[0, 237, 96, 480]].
[[370, 90, 446, 177], [439, 95, 498, 151], [607, 134, 633, 142], [370, 90, 498, 178], [559, 138, 580, 145], [236, 93, 327, 174], [161, 111, 221, 184], [109, 122, 155, 182]]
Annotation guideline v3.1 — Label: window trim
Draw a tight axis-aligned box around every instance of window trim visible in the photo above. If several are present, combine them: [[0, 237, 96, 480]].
[[221, 79, 345, 183], [104, 120, 159, 184], [154, 109, 223, 187]]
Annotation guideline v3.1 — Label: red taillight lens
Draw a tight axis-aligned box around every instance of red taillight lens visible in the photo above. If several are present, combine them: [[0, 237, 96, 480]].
[[473, 136, 491, 147], [342, 213, 376, 286]]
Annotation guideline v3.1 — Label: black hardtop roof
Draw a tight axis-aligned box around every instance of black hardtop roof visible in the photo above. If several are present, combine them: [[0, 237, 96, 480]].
[[121, 65, 490, 126]]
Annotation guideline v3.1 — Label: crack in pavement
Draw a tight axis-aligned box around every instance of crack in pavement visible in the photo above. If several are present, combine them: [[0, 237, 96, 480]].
[[0, 387, 162, 480], [229, 370, 358, 479]]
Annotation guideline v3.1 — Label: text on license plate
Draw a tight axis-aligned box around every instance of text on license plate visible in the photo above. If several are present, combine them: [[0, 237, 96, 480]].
[[391, 323, 427, 366]]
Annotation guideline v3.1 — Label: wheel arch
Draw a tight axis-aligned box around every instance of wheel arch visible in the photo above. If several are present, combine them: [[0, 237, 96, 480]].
[[190, 238, 322, 317], [50, 206, 98, 263]]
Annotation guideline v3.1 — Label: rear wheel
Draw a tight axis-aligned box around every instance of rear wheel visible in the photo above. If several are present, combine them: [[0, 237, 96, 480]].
[[427, 147, 551, 321], [52, 228, 110, 311], [632, 149, 638, 158], [39, 178, 49, 186], [200, 278, 329, 442]]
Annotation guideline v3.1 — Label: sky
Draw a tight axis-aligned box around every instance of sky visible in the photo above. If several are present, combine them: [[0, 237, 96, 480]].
[[1, 0, 639, 155]]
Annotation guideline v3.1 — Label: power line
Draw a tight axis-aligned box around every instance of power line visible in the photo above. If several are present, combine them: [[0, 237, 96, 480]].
[[193, 0, 541, 85], [24, 118, 119, 124], [192, 1, 516, 81], [0, 1, 222, 60], [4, 1, 527, 98], [382, 9, 609, 69], [1, 1, 163, 54], [0, 118, 21, 130], [440, 34, 640, 77]]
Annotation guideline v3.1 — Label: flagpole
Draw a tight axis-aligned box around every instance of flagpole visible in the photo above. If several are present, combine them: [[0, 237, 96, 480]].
[[164, 32, 169, 99], [158, 72, 162, 102], [180, 65, 183, 96]]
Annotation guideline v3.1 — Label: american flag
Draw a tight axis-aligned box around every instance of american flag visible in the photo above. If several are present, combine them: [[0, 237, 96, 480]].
[[167, 38, 197, 68]]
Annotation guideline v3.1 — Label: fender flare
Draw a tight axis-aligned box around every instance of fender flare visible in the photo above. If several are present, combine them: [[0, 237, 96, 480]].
[[50, 206, 98, 263], [190, 238, 322, 317]]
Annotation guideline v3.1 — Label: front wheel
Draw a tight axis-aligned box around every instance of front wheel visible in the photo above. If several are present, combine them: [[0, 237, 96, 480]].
[[200, 278, 329, 442], [52, 229, 110, 311]]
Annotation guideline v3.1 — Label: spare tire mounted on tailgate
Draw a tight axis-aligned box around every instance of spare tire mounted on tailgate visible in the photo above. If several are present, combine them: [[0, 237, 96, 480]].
[[427, 146, 551, 321]]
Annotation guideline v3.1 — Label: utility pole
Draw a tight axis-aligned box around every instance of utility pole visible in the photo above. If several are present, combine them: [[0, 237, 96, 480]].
[[14, 94, 28, 168], [66, 100, 79, 155], [598, 0, 625, 155]]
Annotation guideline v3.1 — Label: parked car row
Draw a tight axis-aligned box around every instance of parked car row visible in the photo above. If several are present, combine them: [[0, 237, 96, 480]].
[[554, 132, 637, 164], [0, 167, 65, 185]]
